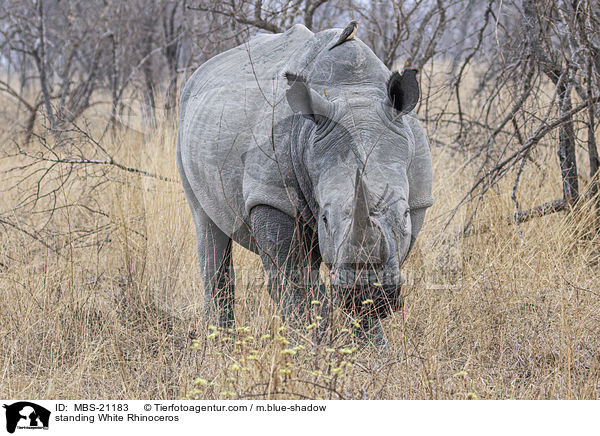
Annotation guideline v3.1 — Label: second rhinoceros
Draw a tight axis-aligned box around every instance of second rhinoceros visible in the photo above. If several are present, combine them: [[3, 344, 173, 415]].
[[177, 24, 433, 344]]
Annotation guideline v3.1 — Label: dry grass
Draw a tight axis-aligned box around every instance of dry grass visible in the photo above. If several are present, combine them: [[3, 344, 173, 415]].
[[1, 73, 599, 400]]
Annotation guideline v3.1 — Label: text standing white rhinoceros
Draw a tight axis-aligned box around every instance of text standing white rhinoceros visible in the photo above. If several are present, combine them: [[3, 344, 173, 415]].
[[177, 24, 433, 345]]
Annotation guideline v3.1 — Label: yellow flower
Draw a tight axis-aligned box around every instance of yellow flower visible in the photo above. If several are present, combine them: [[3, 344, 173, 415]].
[[231, 364, 241, 371], [311, 370, 322, 376], [311, 300, 321, 305], [339, 347, 354, 355], [260, 334, 271, 340], [331, 367, 342, 375], [325, 347, 335, 353], [453, 371, 468, 378], [208, 325, 218, 332], [281, 349, 297, 355], [193, 378, 208, 386], [361, 299, 374, 305], [275, 335, 290, 345], [306, 323, 317, 330]]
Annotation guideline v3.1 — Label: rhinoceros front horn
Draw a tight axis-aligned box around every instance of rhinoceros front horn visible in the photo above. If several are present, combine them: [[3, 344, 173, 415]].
[[352, 169, 371, 237], [350, 170, 386, 264]]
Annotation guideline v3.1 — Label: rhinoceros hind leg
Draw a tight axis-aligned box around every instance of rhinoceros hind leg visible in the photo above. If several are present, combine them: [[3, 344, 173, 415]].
[[191, 206, 235, 329]]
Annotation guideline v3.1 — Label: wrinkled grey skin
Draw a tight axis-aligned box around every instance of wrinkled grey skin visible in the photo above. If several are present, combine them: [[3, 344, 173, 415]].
[[177, 24, 433, 345]]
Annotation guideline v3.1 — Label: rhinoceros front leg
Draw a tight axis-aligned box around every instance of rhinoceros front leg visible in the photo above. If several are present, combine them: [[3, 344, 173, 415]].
[[191, 206, 235, 329], [250, 205, 327, 334], [354, 317, 388, 350]]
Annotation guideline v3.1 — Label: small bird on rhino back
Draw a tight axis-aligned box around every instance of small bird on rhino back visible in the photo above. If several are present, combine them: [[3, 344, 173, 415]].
[[329, 20, 359, 50]]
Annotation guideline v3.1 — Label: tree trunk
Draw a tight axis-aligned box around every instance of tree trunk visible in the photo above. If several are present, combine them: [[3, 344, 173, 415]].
[[35, 0, 57, 132], [163, 1, 180, 120], [557, 80, 579, 203], [142, 33, 157, 130], [587, 61, 600, 201], [523, 0, 579, 204]]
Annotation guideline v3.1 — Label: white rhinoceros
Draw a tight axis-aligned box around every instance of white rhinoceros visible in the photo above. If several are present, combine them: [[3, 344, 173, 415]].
[[177, 24, 433, 343]]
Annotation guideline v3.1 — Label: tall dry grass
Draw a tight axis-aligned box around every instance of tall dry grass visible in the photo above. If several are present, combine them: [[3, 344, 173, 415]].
[[1, 69, 599, 399]]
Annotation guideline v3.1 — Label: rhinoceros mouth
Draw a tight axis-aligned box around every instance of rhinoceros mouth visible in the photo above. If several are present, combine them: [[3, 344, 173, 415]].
[[338, 283, 403, 319], [331, 269, 404, 318]]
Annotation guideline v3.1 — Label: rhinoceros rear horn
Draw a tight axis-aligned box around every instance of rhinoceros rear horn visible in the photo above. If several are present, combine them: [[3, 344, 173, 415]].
[[284, 72, 331, 123], [387, 69, 419, 116]]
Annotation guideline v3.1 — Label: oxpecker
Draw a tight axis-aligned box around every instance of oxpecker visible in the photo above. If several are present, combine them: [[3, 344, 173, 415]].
[[329, 20, 359, 50]]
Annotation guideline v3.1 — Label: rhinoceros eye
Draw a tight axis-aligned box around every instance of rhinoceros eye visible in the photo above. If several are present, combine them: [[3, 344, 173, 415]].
[[321, 212, 329, 228]]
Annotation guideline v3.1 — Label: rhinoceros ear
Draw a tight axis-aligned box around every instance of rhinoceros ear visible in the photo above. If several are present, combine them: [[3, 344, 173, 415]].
[[387, 69, 419, 116], [284, 72, 331, 123]]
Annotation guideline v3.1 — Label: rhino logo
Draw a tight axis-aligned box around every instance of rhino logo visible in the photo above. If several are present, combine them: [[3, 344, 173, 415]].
[[3, 402, 50, 433]]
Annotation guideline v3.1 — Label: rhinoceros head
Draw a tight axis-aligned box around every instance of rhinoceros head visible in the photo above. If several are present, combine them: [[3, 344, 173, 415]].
[[285, 69, 419, 318]]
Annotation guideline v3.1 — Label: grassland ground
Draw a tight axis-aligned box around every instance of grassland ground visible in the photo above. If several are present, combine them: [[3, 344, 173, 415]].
[[1, 66, 599, 399]]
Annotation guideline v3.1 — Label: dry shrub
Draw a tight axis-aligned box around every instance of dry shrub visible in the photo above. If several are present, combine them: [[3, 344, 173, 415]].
[[1, 78, 599, 399]]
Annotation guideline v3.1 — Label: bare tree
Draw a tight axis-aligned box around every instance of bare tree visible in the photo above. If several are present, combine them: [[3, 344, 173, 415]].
[[437, 0, 600, 229], [2, 0, 599, 241]]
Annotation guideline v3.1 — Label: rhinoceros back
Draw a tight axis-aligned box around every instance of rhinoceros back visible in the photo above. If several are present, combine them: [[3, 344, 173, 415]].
[[177, 24, 316, 242]]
